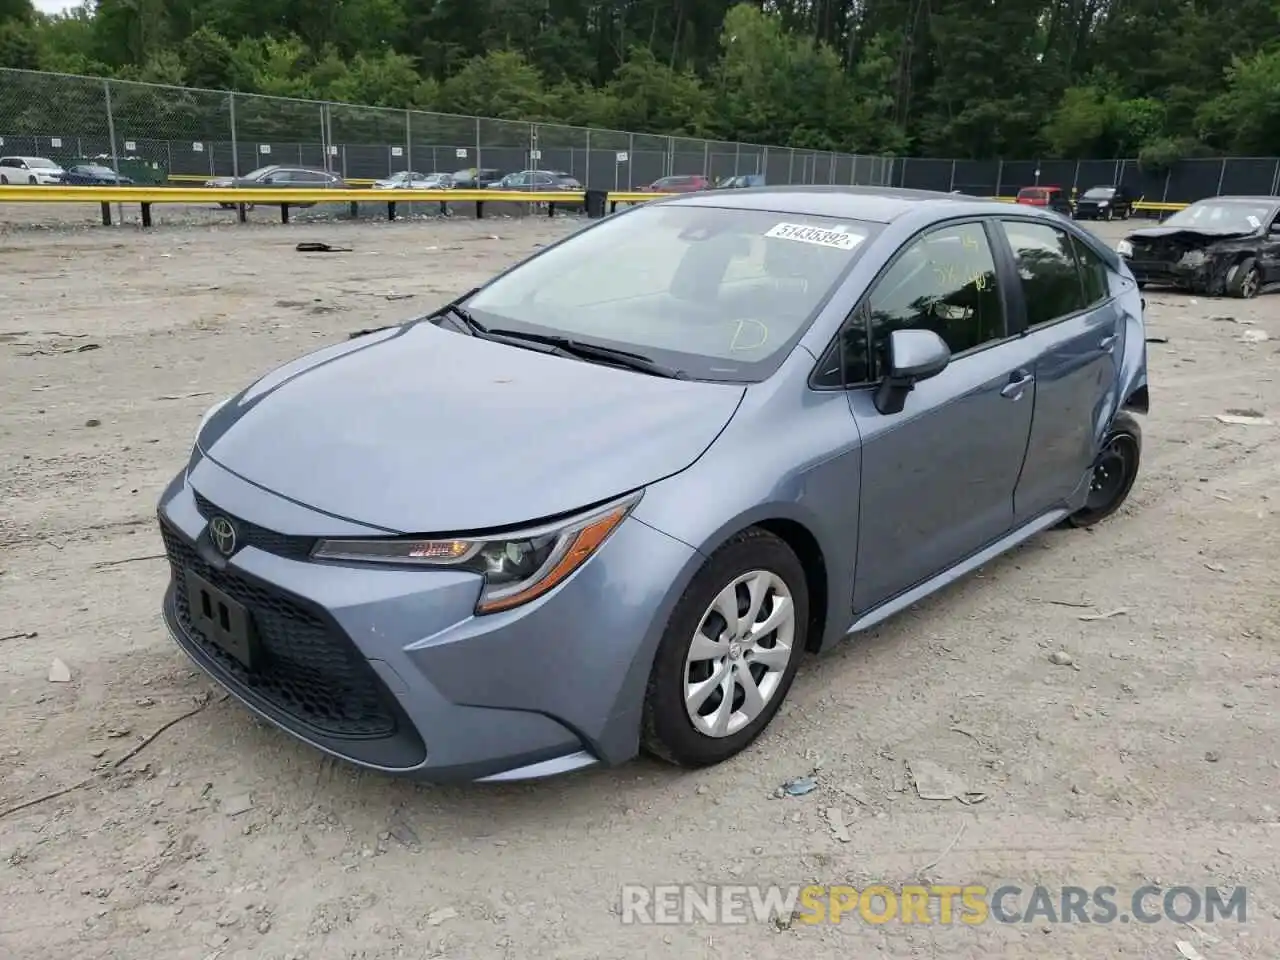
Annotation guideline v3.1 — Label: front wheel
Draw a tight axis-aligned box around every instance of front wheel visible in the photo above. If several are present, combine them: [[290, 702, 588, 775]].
[[1227, 258, 1260, 299], [1065, 412, 1142, 528], [642, 528, 809, 768], [27, 176, 36, 185]]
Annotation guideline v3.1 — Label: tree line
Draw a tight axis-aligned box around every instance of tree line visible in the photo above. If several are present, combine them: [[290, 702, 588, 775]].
[[1, 0, 1277, 163]]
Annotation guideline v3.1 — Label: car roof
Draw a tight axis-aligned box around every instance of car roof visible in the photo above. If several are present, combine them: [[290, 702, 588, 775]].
[[655, 185, 1022, 224], [1195, 195, 1280, 205]]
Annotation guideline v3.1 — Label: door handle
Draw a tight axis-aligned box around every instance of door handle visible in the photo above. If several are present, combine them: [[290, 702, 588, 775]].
[[1099, 334, 1118, 352], [1000, 370, 1034, 399]]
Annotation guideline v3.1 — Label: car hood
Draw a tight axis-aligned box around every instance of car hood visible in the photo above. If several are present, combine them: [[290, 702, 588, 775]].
[[198, 322, 746, 533], [1127, 225, 1255, 243]]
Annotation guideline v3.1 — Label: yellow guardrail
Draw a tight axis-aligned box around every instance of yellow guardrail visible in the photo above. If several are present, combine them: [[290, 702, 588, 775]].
[[0, 183, 1190, 228], [0, 184, 587, 225]]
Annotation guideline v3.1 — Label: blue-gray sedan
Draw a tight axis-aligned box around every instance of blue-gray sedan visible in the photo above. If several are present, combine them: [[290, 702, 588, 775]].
[[157, 186, 1149, 783]]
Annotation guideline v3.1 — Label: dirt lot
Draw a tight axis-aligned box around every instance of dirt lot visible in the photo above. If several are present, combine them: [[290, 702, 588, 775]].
[[1, 205, 1278, 960]]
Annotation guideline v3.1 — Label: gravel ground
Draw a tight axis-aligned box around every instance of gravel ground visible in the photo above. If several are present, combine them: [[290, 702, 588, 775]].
[[1, 206, 1278, 960]]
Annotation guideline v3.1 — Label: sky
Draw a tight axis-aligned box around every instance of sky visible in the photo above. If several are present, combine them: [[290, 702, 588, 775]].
[[34, 0, 80, 12]]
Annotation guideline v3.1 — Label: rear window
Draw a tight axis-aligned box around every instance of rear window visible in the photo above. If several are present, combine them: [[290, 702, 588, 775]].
[[1018, 188, 1047, 200]]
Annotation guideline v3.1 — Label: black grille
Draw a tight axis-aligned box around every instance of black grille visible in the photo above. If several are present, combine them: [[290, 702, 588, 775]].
[[161, 522, 397, 739], [192, 491, 315, 560]]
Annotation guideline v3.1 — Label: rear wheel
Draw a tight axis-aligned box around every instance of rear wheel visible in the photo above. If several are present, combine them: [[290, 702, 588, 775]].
[[1065, 412, 1142, 528], [1227, 258, 1260, 299], [642, 528, 809, 768], [0, 175, 8, 184]]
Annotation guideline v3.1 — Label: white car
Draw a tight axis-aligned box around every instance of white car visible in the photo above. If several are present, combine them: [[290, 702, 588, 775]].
[[0, 156, 65, 185], [372, 171, 454, 190]]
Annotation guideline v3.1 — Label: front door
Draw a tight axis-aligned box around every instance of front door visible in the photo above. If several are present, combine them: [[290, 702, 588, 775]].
[[994, 219, 1121, 521], [850, 220, 1038, 614], [1261, 210, 1280, 284]]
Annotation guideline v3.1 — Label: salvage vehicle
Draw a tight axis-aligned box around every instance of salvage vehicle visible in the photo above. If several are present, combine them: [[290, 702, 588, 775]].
[[1073, 185, 1135, 221], [158, 186, 1148, 783], [1116, 195, 1280, 297]]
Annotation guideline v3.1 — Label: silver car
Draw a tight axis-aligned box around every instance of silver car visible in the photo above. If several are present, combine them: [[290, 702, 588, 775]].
[[157, 186, 1148, 783], [372, 171, 454, 190]]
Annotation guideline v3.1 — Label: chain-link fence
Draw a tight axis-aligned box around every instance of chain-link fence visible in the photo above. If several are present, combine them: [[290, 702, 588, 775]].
[[5, 67, 1274, 204], [0, 67, 896, 191]]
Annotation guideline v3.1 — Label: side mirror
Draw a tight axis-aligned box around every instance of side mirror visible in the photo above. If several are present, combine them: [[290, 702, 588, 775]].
[[874, 328, 951, 415]]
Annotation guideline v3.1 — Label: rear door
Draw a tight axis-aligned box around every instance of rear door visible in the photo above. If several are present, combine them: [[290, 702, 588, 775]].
[[849, 219, 1041, 612], [994, 219, 1120, 522]]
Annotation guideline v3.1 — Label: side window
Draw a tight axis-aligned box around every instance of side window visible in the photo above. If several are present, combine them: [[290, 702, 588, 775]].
[[1000, 220, 1086, 327], [812, 318, 871, 387], [866, 222, 1005, 376], [0, 159, 14, 168], [1072, 236, 1110, 306]]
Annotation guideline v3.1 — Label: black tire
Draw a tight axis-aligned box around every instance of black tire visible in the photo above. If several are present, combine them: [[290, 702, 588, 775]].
[[27, 176, 36, 185], [0, 175, 7, 184], [641, 527, 809, 768], [1227, 258, 1261, 299], [1065, 411, 1142, 528], [1105, 207, 1114, 221], [218, 202, 235, 210]]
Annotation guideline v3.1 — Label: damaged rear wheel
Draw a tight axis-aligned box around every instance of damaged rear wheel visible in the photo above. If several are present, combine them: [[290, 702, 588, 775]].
[[1227, 258, 1261, 299]]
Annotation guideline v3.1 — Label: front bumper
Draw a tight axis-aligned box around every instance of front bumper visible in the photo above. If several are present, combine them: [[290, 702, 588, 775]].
[[156, 456, 699, 782], [1124, 255, 1217, 291]]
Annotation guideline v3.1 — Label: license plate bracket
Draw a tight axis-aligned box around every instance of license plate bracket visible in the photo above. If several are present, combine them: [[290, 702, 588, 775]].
[[184, 568, 260, 670]]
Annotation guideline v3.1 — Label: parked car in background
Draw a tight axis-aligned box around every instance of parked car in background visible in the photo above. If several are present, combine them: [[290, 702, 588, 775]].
[[644, 174, 712, 193], [715, 174, 766, 189], [0, 156, 65, 184], [450, 167, 503, 189], [1117, 195, 1280, 298], [495, 170, 582, 191], [1015, 185, 1072, 216], [59, 164, 133, 185], [157, 185, 1147, 783], [373, 171, 454, 190], [1074, 185, 1135, 221], [205, 165, 347, 209]]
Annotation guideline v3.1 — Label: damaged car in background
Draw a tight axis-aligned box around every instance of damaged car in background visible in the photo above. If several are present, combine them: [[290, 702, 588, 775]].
[[1117, 196, 1280, 298]]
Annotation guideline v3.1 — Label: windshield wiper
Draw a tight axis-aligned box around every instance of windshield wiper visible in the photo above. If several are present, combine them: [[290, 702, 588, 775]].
[[427, 289, 487, 336], [484, 329, 687, 379]]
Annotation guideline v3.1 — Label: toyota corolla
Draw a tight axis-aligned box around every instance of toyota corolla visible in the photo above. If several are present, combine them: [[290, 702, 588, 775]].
[[158, 186, 1148, 783]]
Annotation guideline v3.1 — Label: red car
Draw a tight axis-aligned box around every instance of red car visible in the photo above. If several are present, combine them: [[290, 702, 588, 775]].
[[1015, 185, 1073, 216], [643, 174, 711, 193]]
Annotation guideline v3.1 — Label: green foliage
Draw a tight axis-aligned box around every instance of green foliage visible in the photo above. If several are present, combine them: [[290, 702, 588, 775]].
[[7, 0, 1279, 158]]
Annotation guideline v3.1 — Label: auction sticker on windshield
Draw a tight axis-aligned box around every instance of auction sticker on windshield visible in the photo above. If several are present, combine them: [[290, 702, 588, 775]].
[[765, 223, 862, 250]]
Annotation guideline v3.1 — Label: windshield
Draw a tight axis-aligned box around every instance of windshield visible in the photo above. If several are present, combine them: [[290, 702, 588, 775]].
[[1164, 201, 1272, 232], [1083, 187, 1114, 199], [28, 157, 59, 168], [83, 166, 114, 175], [463, 205, 879, 382], [242, 166, 276, 180]]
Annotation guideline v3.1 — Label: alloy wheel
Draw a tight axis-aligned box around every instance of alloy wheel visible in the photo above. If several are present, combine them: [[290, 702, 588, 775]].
[[1240, 267, 1260, 298], [682, 570, 796, 738]]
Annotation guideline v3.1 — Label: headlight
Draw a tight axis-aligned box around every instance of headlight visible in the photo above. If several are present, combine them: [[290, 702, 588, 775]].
[[1116, 239, 1133, 257], [1098, 200, 1109, 207], [312, 492, 642, 614]]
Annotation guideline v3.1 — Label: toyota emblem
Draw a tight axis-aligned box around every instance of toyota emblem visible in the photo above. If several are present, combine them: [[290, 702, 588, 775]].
[[209, 516, 237, 556]]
